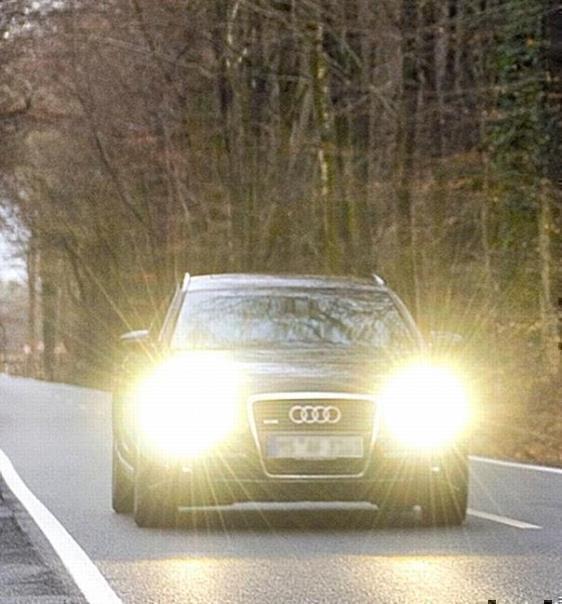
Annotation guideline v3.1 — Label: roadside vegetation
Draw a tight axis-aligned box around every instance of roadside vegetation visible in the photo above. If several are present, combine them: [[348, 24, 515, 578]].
[[0, 0, 560, 463]]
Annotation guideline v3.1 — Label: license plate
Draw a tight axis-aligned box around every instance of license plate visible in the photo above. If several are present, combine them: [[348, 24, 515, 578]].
[[266, 434, 363, 460]]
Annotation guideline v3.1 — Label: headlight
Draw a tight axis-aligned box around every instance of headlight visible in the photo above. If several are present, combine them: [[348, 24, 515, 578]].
[[134, 353, 240, 458], [379, 362, 470, 449]]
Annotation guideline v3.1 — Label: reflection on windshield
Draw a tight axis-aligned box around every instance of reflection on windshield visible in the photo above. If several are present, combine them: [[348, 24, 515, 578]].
[[172, 290, 414, 352]]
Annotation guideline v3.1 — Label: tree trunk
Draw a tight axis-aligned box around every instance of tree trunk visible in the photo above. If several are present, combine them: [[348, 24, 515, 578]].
[[537, 183, 559, 375], [310, 15, 339, 272], [39, 239, 57, 381], [26, 235, 38, 377], [396, 0, 420, 313]]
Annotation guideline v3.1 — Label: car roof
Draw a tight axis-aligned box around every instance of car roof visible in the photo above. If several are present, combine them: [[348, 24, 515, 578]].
[[186, 273, 387, 293]]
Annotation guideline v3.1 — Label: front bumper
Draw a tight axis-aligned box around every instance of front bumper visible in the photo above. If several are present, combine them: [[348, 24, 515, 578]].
[[140, 391, 468, 506], [174, 443, 467, 506]]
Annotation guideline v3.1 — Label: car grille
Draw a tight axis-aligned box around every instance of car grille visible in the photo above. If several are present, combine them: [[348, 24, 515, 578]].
[[250, 395, 376, 477]]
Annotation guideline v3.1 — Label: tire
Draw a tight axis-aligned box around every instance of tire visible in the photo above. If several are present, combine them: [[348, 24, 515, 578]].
[[421, 455, 469, 527], [112, 445, 133, 514], [133, 452, 179, 528], [373, 504, 407, 527], [371, 483, 413, 527]]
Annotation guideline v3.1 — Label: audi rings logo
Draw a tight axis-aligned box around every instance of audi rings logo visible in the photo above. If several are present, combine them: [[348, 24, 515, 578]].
[[289, 405, 342, 425]]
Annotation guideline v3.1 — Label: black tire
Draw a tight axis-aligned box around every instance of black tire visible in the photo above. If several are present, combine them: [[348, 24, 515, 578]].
[[112, 446, 133, 514], [133, 452, 179, 528], [371, 483, 413, 527], [421, 456, 469, 527], [373, 504, 407, 527]]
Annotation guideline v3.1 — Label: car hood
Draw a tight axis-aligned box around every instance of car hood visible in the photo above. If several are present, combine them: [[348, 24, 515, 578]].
[[173, 348, 392, 395]]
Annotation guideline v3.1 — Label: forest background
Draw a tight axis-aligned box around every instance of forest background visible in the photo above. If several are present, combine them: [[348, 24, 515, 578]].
[[0, 0, 560, 462]]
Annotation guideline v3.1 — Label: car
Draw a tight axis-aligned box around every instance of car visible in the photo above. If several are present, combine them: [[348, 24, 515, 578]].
[[112, 273, 470, 528]]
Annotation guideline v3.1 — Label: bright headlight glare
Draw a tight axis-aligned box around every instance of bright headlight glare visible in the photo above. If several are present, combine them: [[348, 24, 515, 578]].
[[379, 362, 470, 449], [134, 353, 239, 458]]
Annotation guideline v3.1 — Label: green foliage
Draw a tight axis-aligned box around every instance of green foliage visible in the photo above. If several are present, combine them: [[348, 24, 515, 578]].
[[483, 0, 558, 290], [488, 1, 549, 193]]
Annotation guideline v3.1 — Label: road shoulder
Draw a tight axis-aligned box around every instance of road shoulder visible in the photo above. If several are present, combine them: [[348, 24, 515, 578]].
[[0, 474, 86, 603]]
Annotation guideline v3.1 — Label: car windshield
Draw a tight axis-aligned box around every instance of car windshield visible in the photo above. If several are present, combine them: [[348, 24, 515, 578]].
[[171, 289, 416, 351]]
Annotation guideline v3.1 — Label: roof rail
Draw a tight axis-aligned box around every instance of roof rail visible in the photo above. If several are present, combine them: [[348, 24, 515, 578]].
[[181, 272, 191, 292], [372, 273, 386, 286]]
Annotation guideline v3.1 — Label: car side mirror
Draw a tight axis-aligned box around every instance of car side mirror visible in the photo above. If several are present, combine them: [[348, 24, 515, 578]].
[[119, 329, 152, 346], [115, 330, 159, 387], [119, 328, 160, 359], [119, 329, 160, 359]]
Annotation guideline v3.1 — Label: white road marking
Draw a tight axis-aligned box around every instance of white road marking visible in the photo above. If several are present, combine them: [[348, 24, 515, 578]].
[[467, 508, 542, 530], [470, 455, 562, 475], [0, 448, 122, 604]]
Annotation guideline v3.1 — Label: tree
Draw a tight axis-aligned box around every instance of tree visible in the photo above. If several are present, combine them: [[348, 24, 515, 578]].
[[0, 0, 558, 391]]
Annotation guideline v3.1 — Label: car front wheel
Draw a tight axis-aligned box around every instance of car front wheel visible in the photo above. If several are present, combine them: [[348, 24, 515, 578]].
[[111, 445, 133, 514], [421, 456, 469, 527], [133, 451, 179, 528]]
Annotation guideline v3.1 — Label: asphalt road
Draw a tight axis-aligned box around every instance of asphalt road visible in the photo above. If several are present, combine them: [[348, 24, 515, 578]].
[[1, 374, 561, 604]]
